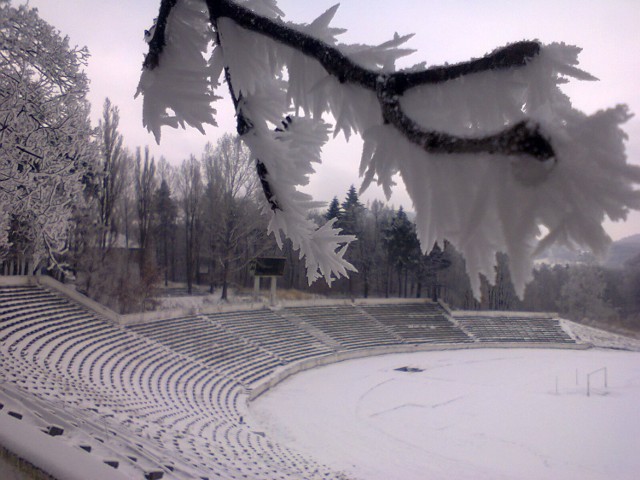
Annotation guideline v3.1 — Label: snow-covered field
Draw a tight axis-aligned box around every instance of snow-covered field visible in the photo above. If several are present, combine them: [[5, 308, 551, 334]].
[[251, 348, 640, 480]]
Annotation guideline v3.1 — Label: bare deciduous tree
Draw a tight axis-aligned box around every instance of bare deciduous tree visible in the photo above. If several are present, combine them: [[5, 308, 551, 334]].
[[178, 155, 203, 294], [135, 146, 157, 270], [203, 134, 267, 299], [96, 98, 126, 250]]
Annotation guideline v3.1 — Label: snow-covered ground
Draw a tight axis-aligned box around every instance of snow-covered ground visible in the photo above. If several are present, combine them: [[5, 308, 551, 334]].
[[560, 319, 640, 351], [251, 348, 640, 480]]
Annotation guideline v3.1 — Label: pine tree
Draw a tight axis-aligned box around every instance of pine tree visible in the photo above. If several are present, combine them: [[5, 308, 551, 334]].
[[339, 185, 364, 235], [325, 196, 341, 221], [384, 207, 420, 297], [418, 243, 452, 300], [480, 253, 521, 310], [336, 185, 365, 296], [522, 264, 567, 312], [439, 241, 478, 309]]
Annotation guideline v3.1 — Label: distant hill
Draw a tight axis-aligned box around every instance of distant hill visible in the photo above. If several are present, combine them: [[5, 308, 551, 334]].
[[532, 234, 640, 269], [534, 244, 584, 265], [604, 234, 640, 269]]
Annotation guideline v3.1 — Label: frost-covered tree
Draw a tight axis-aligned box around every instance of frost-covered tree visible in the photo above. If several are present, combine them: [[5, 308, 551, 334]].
[[560, 264, 613, 321], [177, 154, 203, 294], [154, 176, 178, 286], [134, 146, 157, 268], [137, 0, 639, 295], [479, 252, 521, 311], [95, 98, 126, 250], [0, 1, 93, 272], [202, 134, 263, 299]]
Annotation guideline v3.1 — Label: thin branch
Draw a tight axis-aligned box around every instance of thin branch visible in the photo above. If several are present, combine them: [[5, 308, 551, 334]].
[[256, 159, 279, 210], [217, 23, 281, 211], [386, 41, 541, 95], [144, 0, 554, 162], [143, 0, 179, 70], [205, 0, 541, 92], [15, 145, 43, 160], [378, 94, 554, 160]]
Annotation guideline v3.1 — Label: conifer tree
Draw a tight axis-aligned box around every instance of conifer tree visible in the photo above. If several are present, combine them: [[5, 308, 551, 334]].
[[384, 207, 420, 296], [480, 252, 521, 310], [325, 196, 341, 221], [339, 185, 364, 236]]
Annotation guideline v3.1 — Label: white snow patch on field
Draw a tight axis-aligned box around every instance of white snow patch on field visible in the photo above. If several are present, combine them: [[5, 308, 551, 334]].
[[250, 348, 640, 480]]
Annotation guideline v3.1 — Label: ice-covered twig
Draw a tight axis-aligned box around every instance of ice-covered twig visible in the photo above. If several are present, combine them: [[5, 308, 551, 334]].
[[143, 0, 554, 161], [142, 0, 179, 70]]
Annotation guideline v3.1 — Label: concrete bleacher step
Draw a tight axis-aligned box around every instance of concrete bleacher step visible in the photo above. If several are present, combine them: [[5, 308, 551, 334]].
[[359, 303, 473, 344], [275, 309, 344, 351], [453, 314, 576, 344]]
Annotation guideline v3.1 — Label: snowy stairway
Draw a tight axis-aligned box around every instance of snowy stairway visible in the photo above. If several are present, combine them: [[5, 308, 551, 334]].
[[276, 308, 344, 351], [359, 303, 473, 344], [454, 314, 576, 344]]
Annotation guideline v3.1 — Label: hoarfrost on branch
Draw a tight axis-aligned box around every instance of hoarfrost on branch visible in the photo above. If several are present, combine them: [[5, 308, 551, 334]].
[[137, 0, 640, 294]]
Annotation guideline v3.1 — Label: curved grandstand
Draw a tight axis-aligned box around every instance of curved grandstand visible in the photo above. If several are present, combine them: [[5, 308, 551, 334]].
[[0, 277, 635, 479]]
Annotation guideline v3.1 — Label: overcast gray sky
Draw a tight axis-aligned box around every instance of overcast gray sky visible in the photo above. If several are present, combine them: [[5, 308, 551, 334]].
[[26, 0, 640, 240]]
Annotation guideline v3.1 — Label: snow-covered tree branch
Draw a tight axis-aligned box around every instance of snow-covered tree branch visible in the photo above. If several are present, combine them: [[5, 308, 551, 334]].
[[137, 0, 640, 294]]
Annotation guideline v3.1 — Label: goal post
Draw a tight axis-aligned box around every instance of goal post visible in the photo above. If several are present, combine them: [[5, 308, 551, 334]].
[[587, 367, 607, 397]]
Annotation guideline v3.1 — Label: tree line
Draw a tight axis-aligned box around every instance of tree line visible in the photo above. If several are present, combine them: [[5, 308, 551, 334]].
[[314, 187, 640, 333], [4, 90, 639, 326], [62, 100, 272, 312]]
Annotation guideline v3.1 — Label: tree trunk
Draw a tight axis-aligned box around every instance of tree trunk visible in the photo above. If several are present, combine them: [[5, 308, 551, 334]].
[[163, 231, 169, 287], [186, 221, 193, 295], [209, 258, 216, 294], [406, 269, 411, 298], [385, 262, 391, 298], [363, 273, 369, 299], [221, 259, 229, 301]]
